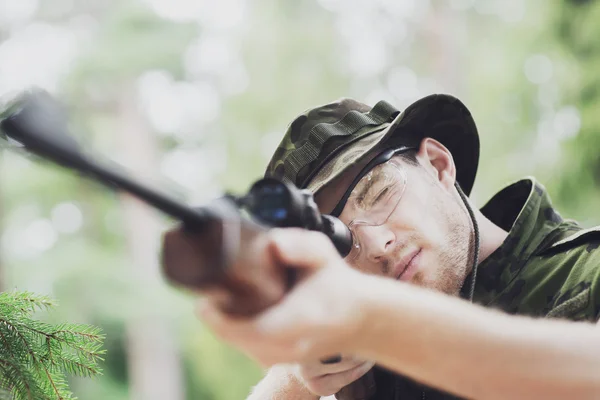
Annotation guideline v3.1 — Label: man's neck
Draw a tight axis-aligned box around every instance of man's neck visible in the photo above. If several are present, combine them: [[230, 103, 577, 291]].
[[474, 208, 508, 264]]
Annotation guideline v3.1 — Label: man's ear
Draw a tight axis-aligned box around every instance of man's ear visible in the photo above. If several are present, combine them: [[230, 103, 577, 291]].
[[415, 138, 456, 190]]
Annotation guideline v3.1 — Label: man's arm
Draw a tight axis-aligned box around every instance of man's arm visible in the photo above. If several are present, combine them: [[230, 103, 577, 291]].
[[246, 365, 319, 400], [357, 275, 600, 400], [195, 228, 600, 399]]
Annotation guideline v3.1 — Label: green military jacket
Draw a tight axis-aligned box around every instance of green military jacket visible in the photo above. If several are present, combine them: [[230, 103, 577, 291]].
[[372, 177, 600, 400]]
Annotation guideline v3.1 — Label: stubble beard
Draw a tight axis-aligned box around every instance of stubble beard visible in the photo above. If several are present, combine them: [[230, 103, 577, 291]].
[[428, 193, 473, 296]]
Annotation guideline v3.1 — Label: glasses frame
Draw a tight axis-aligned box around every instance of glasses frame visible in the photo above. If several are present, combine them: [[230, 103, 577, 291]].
[[331, 146, 417, 261], [330, 146, 417, 217]]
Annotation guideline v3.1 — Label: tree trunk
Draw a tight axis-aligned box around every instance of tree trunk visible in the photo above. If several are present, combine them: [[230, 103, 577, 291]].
[[116, 83, 185, 400], [425, 3, 467, 96]]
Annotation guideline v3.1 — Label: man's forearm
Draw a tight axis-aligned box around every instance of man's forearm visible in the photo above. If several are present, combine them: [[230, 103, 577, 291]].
[[356, 276, 600, 400], [247, 365, 319, 400]]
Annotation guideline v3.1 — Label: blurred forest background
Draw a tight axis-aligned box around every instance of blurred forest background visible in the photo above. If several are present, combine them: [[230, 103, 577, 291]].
[[0, 0, 599, 399]]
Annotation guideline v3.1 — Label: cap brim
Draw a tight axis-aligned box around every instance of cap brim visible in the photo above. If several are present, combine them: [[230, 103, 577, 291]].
[[307, 94, 480, 197]]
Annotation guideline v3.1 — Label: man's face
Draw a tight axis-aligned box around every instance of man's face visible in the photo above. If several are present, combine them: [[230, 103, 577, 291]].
[[314, 139, 472, 295]]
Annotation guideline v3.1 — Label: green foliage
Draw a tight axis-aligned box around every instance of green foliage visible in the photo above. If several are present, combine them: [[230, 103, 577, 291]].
[[544, 0, 600, 224], [68, 2, 197, 91], [0, 291, 105, 400]]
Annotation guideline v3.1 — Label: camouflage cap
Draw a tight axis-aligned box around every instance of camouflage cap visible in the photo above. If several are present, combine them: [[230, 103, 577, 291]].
[[264, 94, 480, 197]]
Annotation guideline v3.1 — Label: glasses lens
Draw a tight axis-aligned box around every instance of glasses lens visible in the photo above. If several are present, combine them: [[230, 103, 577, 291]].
[[343, 160, 407, 261]]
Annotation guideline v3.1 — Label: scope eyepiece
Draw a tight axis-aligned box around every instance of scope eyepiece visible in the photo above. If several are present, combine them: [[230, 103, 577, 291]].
[[242, 178, 353, 258]]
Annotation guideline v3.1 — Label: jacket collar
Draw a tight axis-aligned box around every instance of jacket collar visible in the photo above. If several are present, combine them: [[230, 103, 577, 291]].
[[464, 178, 565, 305]]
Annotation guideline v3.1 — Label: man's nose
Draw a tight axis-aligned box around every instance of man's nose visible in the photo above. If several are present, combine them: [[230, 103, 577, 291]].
[[360, 224, 395, 262]]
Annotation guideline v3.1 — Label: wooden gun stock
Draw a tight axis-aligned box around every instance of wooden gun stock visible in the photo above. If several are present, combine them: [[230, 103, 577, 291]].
[[160, 203, 376, 400]]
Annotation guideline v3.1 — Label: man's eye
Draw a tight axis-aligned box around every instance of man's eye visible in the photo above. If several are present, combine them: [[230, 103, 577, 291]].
[[370, 187, 390, 206]]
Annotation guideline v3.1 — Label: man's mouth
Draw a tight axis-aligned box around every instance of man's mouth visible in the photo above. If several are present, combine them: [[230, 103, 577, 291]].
[[393, 248, 421, 281]]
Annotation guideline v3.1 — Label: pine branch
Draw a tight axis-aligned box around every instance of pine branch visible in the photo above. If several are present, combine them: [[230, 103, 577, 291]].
[[2, 317, 61, 399], [36, 364, 70, 400], [0, 357, 37, 399], [0, 290, 106, 399], [0, 293, 53, 318], [0, 292, 55, 311], [15, 321, 106, 367]]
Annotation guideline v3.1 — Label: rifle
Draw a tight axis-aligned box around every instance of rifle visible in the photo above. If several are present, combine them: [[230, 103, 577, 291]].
[[0, 89, 376, 400]]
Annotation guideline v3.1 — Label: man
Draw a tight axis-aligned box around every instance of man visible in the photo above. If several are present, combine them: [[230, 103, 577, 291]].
[[163, 94, 600, 399]]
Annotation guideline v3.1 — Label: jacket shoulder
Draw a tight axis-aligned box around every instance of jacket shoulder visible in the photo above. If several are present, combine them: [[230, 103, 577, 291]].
[[534, 225, 600, 321], [541, 225, 600, 255]]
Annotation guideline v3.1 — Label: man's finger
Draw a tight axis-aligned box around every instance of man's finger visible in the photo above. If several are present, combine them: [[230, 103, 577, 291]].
[[268, 228, 339, 270], [196, 299, 254, 340], [196, 299, 227, 331], [299, 356, 366, 379], [306, 362, 374, 396]]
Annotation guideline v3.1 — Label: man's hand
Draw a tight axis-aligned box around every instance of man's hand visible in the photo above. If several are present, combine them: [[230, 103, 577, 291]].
[[196, 228, 368, 367], [295, 357, 375, 397]]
